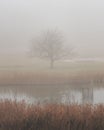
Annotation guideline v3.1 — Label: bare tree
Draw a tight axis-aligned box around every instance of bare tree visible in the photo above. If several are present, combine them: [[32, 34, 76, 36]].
[[31, 30, 73, 69]]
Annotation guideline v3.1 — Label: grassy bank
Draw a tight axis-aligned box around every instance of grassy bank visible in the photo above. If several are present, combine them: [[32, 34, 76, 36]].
[[0, 100, 103, 130], [0, 60, 104, 85], [0, 68, 104, 85]]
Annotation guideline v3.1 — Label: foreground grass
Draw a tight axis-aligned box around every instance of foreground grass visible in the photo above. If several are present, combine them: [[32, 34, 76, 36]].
[[0, 100, 104, 130]]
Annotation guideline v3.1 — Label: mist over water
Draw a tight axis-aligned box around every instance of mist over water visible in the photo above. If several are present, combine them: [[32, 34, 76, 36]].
[[0, 0, 104, 104]]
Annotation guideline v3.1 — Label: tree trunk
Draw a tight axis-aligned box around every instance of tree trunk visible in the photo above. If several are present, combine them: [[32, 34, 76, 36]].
[[50, 59, 54, 69]]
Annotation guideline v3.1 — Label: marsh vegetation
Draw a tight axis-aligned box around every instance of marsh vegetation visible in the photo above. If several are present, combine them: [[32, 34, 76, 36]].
[[0, 100, 103, 130]]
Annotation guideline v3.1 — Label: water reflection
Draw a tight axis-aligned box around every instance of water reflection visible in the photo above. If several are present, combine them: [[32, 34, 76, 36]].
[[82, 87, 93, 104], [0, 84, 103, 104]]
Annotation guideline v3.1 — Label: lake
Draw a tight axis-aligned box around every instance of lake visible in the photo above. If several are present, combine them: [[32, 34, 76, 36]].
[[0, 84, 104, 104]]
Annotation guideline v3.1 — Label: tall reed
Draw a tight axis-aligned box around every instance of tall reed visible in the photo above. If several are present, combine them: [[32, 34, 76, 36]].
[[0, 100, 103, 130]]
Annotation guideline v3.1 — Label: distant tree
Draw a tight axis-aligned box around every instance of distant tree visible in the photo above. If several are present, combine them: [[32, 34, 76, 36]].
[[31, 29, 73, 69]]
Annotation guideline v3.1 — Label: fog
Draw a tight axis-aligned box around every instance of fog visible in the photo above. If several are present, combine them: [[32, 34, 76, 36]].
[[0, 0, 104, 106], [0, 0, 104, 58]]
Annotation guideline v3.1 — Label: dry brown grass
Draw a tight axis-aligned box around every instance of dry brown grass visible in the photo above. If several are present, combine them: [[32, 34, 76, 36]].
[[0, 100, 103, 130], [0, 60, 104, 85], [0, 70, 104, 85]]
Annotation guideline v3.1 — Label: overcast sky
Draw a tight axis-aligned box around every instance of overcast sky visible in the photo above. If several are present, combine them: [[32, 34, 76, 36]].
[[0, 0, 104, 58]]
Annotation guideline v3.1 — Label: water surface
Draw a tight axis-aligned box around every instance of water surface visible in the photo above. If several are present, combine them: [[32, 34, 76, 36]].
[[0, 84, 104, 104]]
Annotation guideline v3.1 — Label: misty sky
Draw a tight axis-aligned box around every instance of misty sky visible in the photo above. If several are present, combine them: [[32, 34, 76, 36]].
[[0, 0, 104, 58]]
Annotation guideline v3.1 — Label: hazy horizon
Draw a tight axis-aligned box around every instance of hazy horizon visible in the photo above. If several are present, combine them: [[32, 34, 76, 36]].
[[0, 0, 104, 58]]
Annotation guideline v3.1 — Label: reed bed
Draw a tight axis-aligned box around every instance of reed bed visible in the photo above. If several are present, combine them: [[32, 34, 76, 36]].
[[0, 100, 103, 130]]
